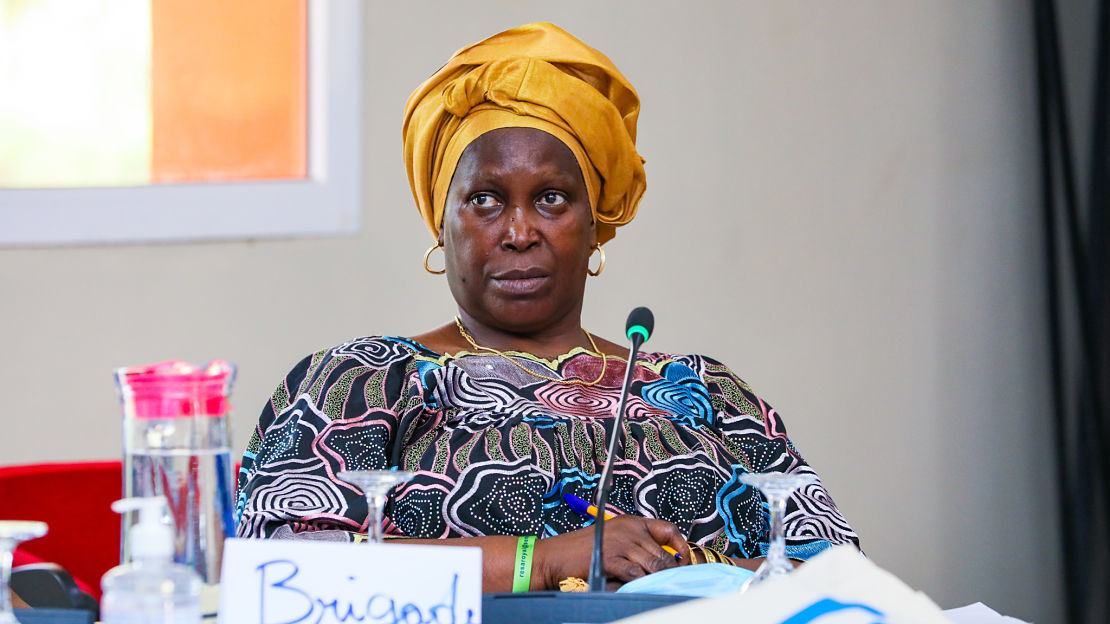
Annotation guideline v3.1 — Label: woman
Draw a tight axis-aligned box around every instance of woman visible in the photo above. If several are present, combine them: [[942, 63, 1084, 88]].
[[236, 22, 858, 592]]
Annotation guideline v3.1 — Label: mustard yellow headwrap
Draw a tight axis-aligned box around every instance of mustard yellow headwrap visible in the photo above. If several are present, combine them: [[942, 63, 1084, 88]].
[[403, 22, 646, 245]]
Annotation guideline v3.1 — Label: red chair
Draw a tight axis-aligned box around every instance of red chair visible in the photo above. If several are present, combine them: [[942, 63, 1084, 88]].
[[0, 461, 122, 599]]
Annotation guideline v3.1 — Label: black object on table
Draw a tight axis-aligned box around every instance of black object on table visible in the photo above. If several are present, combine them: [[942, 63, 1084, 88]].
[[10, 563, 98, 621], [481, 592, 693, 624]]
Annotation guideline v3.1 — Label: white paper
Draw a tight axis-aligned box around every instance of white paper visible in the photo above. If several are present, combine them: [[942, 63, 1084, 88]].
[[217, 538, 482, 624], [944, 602, 1033, 624], [615, 545, 951, 624]]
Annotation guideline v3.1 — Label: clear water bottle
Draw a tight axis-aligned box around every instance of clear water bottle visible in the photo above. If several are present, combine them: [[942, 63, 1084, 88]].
[[115, 360, 236, 586], [101, 497, 201, 624]]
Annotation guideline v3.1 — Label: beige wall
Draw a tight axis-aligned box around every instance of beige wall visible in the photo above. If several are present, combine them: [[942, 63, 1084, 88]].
[[0, 2, 1061, 621]]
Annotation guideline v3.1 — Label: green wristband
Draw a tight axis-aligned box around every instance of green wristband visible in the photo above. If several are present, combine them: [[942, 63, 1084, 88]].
[[512, 535, 537, 593]]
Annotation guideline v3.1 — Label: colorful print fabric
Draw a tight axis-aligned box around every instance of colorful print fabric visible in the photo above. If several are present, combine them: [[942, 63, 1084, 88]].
[[236, 336, 859, 560]]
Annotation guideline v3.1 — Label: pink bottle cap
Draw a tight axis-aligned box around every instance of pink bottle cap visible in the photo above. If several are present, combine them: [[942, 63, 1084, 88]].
[[116, 360, 235, 419]]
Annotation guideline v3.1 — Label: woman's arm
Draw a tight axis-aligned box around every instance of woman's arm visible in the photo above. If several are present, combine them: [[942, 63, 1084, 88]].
[[694, 355, 861, 559], [236, 348, 410, 539], [389, 515, 689, 592]]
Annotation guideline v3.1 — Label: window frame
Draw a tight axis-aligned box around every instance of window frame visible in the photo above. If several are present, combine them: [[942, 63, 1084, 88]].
[[0, 0, 361, 246]]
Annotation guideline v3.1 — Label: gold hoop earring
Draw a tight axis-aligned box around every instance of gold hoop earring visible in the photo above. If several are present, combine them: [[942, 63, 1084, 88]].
[[423, 243, 446, 275], [587, 244, 605, 277]]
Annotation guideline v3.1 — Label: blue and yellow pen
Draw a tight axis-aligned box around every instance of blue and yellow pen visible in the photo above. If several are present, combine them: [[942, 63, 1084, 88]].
[[563, 493, 681, 559]]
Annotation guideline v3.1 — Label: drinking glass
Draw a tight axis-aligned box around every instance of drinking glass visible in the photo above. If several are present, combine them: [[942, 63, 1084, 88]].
[[338, 470, 414, 544], [739, 472, 817, 592], [0, 521, 48, 624]]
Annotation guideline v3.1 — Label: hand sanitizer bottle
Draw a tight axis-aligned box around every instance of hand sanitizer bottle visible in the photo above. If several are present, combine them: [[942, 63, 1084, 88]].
[[101, 497, 202, 624]]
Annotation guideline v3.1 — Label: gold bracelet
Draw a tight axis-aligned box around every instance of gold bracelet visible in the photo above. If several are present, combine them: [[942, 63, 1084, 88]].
[[702, 545, 718, 564], [687, 542, 712, 564], [559, 576, 588, 592], [689, 542, 702, 564], [709, 547, 735, 566], [688, 542, 738, 566], [713, 546, 732, 565]]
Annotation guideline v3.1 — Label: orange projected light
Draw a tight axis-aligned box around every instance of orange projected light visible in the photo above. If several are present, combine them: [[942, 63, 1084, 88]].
[[151, 0, 307, 183]]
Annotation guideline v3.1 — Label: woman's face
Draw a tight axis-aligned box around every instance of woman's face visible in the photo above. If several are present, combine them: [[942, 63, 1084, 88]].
[[442, 127, 596, 335]]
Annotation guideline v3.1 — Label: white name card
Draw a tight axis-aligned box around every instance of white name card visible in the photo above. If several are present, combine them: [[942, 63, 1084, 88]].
[[218, 538, 482, 624]]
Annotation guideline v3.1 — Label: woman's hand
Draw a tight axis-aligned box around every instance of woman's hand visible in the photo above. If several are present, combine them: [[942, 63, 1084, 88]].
[[533, 515, 689, 590]]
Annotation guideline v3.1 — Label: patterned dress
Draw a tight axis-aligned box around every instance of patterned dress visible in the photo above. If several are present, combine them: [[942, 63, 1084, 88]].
[[235, 336, 859, 560]]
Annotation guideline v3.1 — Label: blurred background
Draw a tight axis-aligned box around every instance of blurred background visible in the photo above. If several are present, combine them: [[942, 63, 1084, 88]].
[[5, 1, 1102, 621]]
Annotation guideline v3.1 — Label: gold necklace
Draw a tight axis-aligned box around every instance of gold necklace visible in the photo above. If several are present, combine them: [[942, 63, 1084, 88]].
[[454, 315, 608, 386]]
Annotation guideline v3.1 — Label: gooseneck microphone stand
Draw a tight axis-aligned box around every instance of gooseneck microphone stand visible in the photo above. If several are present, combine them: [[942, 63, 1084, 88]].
[[587, 307, 654, 592]]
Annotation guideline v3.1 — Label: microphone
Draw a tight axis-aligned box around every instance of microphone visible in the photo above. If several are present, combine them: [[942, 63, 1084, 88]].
[[588, 306, 654, 591], [624, 307, 654, 350]]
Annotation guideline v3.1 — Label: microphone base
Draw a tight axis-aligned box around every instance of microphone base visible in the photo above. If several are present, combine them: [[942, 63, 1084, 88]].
[[482, 592, 693, 624]]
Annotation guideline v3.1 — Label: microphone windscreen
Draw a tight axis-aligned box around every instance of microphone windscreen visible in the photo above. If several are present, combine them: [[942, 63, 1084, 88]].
[[625, 307, 654, 343]]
